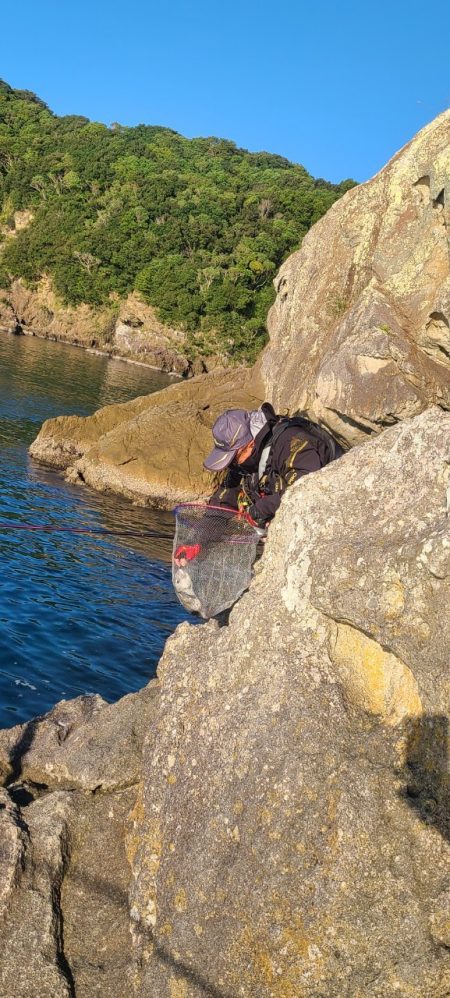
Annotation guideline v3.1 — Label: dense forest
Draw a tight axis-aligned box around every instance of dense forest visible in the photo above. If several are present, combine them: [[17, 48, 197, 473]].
[[0, 80, 355, 362]]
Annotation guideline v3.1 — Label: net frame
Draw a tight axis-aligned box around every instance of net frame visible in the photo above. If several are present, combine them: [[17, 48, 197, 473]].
[[172, 503, 260, 618]]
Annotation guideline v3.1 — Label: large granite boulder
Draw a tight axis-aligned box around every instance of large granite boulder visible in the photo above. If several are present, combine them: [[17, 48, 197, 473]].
[[261, 110, 450, 445], [129, 407, 450, 997], [1, 412, 449, 996]]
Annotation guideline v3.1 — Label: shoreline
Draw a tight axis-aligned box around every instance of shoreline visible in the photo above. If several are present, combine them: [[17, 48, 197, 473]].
[[0, 323, 183, 377]]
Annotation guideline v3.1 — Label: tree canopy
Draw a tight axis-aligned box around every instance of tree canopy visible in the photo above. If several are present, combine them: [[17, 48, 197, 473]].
[[0, 79, 356, 362]]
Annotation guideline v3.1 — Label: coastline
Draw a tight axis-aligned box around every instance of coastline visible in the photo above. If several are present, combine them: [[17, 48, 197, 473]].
[[0, 280, 229, 379], [0, 323, 183, 376]]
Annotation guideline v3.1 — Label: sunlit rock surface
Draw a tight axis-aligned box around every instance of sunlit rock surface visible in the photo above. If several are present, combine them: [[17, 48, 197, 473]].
[[30, 365, 264, 506], [2, 409, 449, 996], [262, 111, 450, 445], [129, 407, 450, 997]]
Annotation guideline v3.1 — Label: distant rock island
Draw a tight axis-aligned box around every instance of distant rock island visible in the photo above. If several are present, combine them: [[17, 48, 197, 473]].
[[0, 110, 449, 996]]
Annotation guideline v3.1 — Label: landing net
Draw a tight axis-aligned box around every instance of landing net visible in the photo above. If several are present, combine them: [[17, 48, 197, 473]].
[[172, 504, 260, 618]]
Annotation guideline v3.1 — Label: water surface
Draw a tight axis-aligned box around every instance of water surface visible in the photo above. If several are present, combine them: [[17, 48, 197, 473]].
[[0, 332, 193, 728]]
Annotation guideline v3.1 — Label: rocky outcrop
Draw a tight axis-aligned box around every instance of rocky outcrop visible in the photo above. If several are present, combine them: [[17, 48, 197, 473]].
[[0, 687, 159, 997], [0, 279, 222, 375], [30, 365, 264, 506], [2, 407, 450, 996], [129, 406, 450, 997], [262, 110, 450, 445]]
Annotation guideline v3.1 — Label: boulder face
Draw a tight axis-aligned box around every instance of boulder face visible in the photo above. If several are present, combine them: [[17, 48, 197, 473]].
[[262, 110, 450, 446], [129, 407, 450, 997], [1, 407, 449, 996]]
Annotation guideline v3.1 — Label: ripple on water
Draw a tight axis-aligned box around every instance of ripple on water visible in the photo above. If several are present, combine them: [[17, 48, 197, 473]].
[[0, 332, 195, 728]]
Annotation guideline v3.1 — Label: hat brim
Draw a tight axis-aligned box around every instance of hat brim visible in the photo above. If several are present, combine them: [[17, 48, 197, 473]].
[[203, 447, 237, 472]]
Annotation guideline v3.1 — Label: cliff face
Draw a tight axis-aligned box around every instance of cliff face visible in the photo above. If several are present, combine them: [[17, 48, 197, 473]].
[[0, 278, 218, 376], [262, 110, 450, 444]]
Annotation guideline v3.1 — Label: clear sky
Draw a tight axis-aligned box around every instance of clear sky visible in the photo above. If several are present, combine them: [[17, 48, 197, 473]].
[[2, 0, 449, 183]]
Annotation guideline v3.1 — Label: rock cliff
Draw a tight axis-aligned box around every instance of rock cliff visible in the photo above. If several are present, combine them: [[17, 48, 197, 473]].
[[262, 110, 450, 445], [0, 278, 220, 376]]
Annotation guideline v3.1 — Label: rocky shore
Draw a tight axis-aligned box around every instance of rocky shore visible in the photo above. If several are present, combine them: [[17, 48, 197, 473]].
[[0, 110, 449, 996], [0, 279, 225, 378]]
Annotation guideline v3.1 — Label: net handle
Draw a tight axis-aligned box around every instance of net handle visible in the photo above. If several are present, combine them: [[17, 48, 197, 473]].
[[174, 503, 242, 515], [174, 502, 257, 530]]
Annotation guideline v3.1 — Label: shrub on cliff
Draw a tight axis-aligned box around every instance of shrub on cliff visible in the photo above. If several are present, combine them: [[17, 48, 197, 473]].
[[0, 79, 355, 361]]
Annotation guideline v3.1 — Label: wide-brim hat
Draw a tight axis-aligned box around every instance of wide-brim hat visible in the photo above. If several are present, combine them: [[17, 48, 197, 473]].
[[203, 409, 253, 471]]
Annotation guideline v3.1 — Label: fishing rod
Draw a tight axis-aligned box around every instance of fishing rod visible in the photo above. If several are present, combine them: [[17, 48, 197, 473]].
[[0, 522, 173, 540]]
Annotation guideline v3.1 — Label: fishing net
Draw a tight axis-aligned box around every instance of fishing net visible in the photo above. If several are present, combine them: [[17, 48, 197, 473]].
[[172, 504, 260, 618]]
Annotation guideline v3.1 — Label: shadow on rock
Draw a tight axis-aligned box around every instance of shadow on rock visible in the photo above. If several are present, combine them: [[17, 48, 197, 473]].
[[399, 714, 449, 842], [6, 717, 41, 785]]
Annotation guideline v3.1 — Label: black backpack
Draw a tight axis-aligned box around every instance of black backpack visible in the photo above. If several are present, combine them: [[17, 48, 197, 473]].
[[269, 412, 344, 463]]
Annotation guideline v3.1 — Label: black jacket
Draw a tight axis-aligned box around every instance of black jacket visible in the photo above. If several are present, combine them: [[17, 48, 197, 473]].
[[209, 403, 341, 526]]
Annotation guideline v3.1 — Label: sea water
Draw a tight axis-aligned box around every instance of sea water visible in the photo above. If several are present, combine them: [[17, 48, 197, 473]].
[[0, 332, 193, 728]]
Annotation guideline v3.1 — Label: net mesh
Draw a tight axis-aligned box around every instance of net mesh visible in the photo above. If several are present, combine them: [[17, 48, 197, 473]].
[[172, 504, 260, 618]]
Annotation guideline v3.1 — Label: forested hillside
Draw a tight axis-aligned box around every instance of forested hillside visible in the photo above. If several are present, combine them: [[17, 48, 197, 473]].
[[0, 80, 355, 361]]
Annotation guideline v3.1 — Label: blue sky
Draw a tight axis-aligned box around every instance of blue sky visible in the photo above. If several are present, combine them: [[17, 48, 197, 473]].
[[2, 0, 449, 183]]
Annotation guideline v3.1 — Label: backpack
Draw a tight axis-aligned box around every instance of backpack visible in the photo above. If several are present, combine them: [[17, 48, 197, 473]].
[[271, 412, 343, 462]]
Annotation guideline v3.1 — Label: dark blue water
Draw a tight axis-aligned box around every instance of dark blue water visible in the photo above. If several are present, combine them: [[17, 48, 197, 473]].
[[0, 332, 192, 729]]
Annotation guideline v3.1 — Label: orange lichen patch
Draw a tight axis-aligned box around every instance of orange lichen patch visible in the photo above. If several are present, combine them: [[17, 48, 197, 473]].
[[169, 976, 188, 998], [330, 622, 422, 725], [125, 782, 145, 867], [174, 888, 188, 913]]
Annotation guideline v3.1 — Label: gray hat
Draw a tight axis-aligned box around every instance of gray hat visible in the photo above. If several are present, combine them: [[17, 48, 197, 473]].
[[203, 409, 253, 471]]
